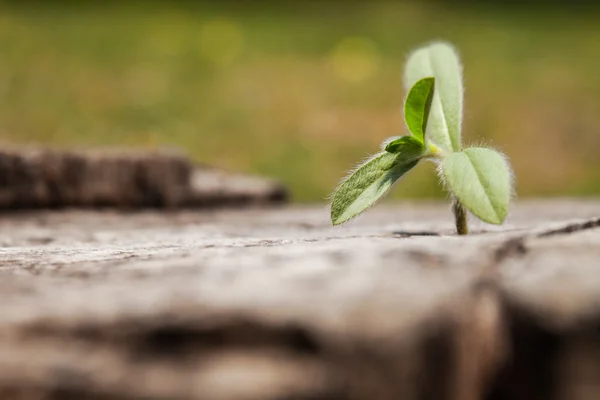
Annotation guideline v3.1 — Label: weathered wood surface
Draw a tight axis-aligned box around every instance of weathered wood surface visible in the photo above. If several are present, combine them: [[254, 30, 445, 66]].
[[0, 146, 287, 209], [0, 200, 599, 400]]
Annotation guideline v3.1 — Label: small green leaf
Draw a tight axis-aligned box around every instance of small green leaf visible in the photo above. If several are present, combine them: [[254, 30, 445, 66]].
[[442, 147, 512, 224], [384, 135, 425, 155], [331, 150, 421, 225], [404, 77, 435, 143], [405, 42, 463, 152], [380, 135, 401, 150]]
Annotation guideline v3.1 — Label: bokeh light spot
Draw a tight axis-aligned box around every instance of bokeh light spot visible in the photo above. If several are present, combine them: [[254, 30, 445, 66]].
[[199, 18, 245, 66], [330, 37, 380, 82]]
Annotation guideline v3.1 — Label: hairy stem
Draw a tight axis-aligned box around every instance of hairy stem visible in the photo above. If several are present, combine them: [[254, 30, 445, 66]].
[[453, 199, 468, 235]]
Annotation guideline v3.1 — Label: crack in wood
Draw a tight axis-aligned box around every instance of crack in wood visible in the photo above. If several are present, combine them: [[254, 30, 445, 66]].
[[537, 217, 600, 238]]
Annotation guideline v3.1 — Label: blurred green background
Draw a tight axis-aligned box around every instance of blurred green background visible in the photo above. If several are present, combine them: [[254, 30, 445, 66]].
[[0, 1, 599, 202]]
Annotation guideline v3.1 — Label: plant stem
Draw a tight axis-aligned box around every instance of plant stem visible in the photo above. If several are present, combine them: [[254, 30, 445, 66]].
[[453, 199, 468, 235]]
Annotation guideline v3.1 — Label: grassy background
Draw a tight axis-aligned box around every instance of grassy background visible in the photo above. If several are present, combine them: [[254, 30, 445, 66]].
[[0, 1, 599, 202]]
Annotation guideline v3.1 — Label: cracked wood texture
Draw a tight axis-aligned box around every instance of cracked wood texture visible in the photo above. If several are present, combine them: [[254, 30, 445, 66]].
[[0, 200, 599, 400]]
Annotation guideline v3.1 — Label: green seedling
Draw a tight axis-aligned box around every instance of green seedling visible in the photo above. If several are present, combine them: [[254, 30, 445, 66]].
[[330, 42, 513, 235]]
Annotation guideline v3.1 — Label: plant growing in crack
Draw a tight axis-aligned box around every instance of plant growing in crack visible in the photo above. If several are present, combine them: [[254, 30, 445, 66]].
[[330, 42, 514, 235]]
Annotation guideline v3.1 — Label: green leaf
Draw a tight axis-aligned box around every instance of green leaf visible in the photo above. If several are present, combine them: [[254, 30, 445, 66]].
[[442, 147, 512, 225], [384, 135, 425, 155], [331, 150, 421, 225], [404, 77, 435, 143], [404, 42, 463, 152]]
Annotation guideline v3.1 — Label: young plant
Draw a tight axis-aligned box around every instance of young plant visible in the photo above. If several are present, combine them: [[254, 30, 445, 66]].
[[330, 42, 513, 235]]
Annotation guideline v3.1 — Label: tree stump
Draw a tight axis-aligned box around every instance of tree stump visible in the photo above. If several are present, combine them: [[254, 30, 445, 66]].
[[0, 200, 598, 400], [0, 146, 287, 209]]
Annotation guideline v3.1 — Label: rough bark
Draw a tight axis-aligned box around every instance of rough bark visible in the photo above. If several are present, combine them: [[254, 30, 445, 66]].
[[0, 146, 287, 209]]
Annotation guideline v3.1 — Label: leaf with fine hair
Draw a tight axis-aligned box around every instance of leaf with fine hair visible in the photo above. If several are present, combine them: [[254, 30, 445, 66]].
[[330, 145, 423, 225], [404, 42, 463, 152], [404, 77, 435, 143], [384, 135, 425, 155], [442, 147, 512, 224]]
